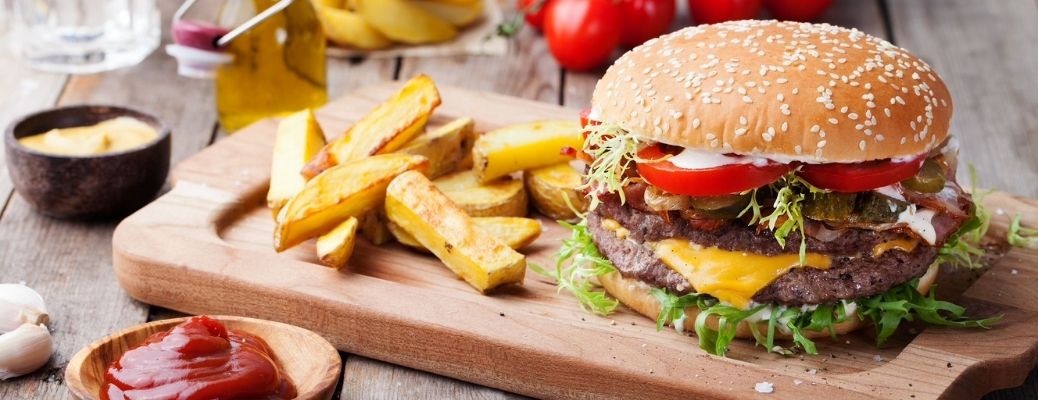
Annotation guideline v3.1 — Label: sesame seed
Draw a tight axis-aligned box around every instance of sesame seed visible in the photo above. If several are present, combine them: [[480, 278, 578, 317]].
[[859, 140, 867, 151], [735, 128, 747, 136], [818, 140, 827, 148], [742, 96, 753, 103], [828, 117, 839, 125], [692, 118, 701, 128]]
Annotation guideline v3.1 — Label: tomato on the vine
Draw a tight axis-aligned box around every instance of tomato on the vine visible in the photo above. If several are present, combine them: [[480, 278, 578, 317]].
[[763, 0, 833, 22], [544, 0, 622, 71], [798, 154, 927, 193], [636, 145, 794, 196], [618, 0, 676, 47], [519, 0, 549, 31], [687, 0, 762, 24]]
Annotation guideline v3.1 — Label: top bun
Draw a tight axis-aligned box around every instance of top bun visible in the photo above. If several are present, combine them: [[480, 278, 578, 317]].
[[591, 20, 952, 162]]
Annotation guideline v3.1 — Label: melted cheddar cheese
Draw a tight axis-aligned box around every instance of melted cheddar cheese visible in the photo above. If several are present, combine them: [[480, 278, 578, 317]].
[[652, 239, 831, 309], [600, 219, 630, 240], [871, 239, 918, 258]]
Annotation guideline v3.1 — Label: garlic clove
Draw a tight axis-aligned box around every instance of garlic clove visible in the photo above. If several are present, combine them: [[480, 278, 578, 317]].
[[0, 323, 53, 380], [0, 284, 49, 333]]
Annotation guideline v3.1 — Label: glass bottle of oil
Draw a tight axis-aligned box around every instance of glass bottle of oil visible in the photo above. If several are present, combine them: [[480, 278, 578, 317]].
[[215, 0, 327, 132]]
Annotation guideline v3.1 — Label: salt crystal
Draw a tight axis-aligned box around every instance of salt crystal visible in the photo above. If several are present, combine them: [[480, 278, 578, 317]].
[[755, 382, 774, 394]]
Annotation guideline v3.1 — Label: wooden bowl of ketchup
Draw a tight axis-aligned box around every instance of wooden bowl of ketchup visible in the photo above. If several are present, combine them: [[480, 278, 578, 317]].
[[65, 316, 341, 400]]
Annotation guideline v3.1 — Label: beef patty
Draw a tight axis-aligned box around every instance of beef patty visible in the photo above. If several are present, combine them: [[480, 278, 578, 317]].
[[587, 199, 937, 305]]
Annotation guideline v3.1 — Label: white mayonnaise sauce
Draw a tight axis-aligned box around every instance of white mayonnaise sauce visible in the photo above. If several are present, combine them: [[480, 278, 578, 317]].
[[667, 147, 773, 169], [896, 206, 937, 245], [874, 185, 907, 202], [673, 314, 687, 334]]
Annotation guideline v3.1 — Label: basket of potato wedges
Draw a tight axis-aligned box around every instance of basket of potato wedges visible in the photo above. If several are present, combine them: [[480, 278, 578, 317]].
[[266, 75, 587, 294]]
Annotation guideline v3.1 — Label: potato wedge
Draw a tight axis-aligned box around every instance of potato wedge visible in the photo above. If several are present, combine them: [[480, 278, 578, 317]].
[[315, 4, 392, 50], [389, 216, 541, 252], [313, 0, 345, 9], [472, 120, 582, 183], [433, 169, 527, 217], [316, 217, 359, 269], [275, 154, 427, 251], [267, 109, 327, 215], [411, 0, 484, 28], [355, 0, 457, 45], [303, 75, 441, 178], [525, 163, 588, 220], [398, 117, 474, 179], [359, 209, 393, 245], [385, 171, 526, 293]]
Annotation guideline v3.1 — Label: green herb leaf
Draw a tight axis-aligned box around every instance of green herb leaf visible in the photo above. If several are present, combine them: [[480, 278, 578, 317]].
[[578, 124, 650, 210], [738, 188, 763, 224], [539, 219, 619, 315], [1008, 215, 1038, 248], [650, 288, 702, 332], [694, 303, 765, 356], [856, 278, 1002, 346], [756, 172, 823, 264]]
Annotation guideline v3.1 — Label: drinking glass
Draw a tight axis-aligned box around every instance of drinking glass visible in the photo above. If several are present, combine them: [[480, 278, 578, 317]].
[[8, 0, 160, 74]]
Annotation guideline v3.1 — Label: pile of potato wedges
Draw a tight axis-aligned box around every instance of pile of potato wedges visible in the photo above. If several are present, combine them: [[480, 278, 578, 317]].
[[313, 0, 484, 50], [266, 75, 587, 293]]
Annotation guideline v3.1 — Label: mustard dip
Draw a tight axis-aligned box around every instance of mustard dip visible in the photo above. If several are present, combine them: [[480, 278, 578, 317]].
[[18, 117, 158, 156]]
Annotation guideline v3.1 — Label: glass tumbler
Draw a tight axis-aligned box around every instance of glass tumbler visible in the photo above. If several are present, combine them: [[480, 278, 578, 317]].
[[9, 0, 160, 74]]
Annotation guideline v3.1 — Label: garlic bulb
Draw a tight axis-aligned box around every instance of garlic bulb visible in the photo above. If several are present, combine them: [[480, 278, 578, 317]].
[[0, 323, 53, 380], [0, 284, 49, 333]]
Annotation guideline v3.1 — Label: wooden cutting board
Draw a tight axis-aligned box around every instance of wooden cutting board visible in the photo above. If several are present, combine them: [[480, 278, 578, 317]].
[[113, 83, 1038, 400]]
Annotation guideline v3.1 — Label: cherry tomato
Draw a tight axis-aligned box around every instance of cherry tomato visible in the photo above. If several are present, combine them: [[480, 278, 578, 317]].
[[763, 0, 833, 22], [687, 0, 762, 24], [798, 154, 926, 193], [544, 0, 622, 71], [520, 0, 549, 31], [618, 0, 676, 47], [636, 145, 794, 196]]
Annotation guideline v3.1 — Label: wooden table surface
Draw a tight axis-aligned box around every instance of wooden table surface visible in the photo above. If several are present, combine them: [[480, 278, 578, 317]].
[[1, 1, 1036, 399]]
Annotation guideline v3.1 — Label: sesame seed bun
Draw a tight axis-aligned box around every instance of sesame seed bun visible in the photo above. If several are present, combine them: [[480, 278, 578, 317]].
[[597, 264, 939, 341], [591, 20, 953, 163]]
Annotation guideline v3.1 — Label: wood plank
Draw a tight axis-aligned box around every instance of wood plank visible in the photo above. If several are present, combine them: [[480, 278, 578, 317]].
[[112, 84, 1038, 400], [341, 356, 528, 400], [886, 0, 1038, 198], [0, 1, 219, 397], [0, 54, 67, 205], [397, 29, 558, 103]]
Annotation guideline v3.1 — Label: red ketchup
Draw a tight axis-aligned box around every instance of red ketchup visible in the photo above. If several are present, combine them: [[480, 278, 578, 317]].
[[101, 316, 296, 400]]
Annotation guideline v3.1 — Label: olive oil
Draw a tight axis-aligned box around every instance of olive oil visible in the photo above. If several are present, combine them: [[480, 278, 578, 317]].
[[215, 0, 327, 132]]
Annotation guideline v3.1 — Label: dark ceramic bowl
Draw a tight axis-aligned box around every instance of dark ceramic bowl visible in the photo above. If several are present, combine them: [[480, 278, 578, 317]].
[[4, 105, 171, 219]]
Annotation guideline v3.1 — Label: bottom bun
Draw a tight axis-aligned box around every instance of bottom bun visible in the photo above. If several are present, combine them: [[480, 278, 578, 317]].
[[598, 264, 940, 341]]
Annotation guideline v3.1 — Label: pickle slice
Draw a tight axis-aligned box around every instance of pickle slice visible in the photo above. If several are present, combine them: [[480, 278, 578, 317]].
[[803, 192, 856, 221], [901, 158, 946, 193]]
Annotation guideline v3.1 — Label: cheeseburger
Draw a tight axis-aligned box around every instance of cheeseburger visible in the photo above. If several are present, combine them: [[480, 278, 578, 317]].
[[559, 20, 998, 356]]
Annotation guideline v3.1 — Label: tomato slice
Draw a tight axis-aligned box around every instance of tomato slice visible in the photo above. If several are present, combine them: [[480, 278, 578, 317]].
[[635, 145, 795, 196], [798, 154, 926, 192], [579, 108, 593, 128]]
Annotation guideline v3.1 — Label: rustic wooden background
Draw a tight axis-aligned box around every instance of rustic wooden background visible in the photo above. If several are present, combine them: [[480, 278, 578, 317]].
[[1, 0, 1036, 398]]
